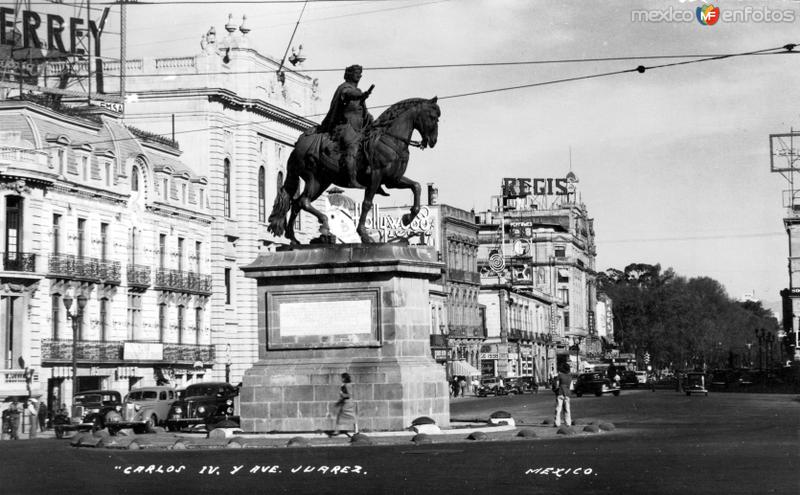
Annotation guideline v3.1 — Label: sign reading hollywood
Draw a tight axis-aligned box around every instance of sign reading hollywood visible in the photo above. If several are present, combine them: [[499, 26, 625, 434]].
[[365, 206, 436, 243]]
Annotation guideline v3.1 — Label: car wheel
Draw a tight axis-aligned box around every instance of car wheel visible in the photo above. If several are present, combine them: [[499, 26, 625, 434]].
[[146, 414, 158, 431], [613, 391, 620, 396]]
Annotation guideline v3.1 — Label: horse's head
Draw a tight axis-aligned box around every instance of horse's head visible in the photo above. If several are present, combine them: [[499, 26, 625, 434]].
[[415, 97, 440, 149]]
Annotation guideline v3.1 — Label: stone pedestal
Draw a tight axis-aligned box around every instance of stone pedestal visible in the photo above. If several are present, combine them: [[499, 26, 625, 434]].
[[239, 244, 449, 432]]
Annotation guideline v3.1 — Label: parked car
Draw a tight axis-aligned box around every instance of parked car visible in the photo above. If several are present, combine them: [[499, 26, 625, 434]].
[[573, 372, 621, 397], [55, 390, 147, 437], [505, 376, 536, 394], [710, 369, 736, 390], [683, 371, 708, 396], [165, 382, 239, 431], [635, 370, 649, 384], [122, 386, 179, 430], [475, 377, 508, 397], [619, 371, 639, 389]]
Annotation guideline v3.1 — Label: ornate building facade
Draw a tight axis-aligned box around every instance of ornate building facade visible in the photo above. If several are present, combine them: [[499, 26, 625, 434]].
[[0, 100, 213, 409], [114, 19, 318, 384], [476, 173, 599, 377]]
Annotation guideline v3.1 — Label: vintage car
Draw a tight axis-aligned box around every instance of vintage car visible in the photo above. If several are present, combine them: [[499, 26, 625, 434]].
[[619, 370, 640, 389], [475, 377, 509, 397], [505, 376, 537, 394], [683, 371, 709, 396], [121, 386, 180, 430], [165, 382, 239, 431], [55, 390, 152, 437], [573, 372, 621, 397]]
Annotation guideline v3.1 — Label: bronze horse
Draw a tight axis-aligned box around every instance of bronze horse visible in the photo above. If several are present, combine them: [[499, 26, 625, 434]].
[[268, 97, 440, 244]]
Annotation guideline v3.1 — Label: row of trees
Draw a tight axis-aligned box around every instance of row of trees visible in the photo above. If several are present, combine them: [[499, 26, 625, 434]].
[[597, 263, 782, 370]]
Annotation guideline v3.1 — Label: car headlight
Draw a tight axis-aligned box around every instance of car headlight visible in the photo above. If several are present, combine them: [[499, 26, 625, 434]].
[[115, 405, 122, 412], [226, 399, 233, 406], [197, 406, 206, 415], [226, 407, 233, 414], [135, 404, 141, 411], [89, 408, 100, 413], [172, 406, 183, 414]]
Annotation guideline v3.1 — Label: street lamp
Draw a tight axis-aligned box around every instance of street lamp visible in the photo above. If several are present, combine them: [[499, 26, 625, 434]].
[[542, 332, 553, 381], [745, 342, 753, 369], [755, 328, 766, 371], [765, 332, 775, 370], [572, 335, 585, 372], [64, 293, 88, 395]]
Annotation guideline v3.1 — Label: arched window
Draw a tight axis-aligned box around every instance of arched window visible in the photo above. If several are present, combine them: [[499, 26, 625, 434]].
[[276, 170, 283, 197], [223, 158, 231, 218], [131, 165, 139, 191], [258, 166, 266, 223]]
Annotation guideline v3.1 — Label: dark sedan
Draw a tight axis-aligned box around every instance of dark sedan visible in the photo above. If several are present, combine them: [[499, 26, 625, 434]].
[[165, 382, 239, 431], [574, 372, 621, 397]]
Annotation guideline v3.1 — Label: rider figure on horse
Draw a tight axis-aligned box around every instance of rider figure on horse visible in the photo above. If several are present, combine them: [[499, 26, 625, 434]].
[[318, 64, 375, 188]]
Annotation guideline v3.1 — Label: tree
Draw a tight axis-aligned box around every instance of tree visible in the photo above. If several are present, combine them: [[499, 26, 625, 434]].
[[599, 264, 778, 370]]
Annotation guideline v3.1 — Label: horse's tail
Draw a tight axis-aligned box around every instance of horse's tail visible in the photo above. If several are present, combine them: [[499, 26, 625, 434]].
[[267, 151, 301, 237]]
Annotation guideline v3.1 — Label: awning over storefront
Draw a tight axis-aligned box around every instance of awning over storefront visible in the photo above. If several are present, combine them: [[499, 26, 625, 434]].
[[449, 360, 481, 376]]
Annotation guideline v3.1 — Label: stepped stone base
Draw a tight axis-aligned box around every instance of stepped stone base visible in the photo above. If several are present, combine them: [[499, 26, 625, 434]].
[[240, 244, 449, 432]]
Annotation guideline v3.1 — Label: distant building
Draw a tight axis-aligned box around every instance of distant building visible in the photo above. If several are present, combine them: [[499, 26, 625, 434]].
[[475, 172, 598, 376]]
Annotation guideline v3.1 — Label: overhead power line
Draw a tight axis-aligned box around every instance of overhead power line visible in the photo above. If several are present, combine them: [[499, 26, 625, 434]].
[[21, 43, 797, 153], [67, 50, 798, 80]]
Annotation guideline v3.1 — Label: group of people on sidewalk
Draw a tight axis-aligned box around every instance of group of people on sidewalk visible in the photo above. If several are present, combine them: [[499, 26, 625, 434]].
[[1, 397, 49, 440]]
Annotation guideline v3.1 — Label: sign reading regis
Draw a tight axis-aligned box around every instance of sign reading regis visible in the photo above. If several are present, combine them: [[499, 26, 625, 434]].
[[503, 177, 570, 198]]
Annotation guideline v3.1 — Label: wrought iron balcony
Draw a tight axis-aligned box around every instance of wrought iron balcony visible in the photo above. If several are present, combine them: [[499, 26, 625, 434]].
[[48, 254, 121, 284], [1, 252, 36, 272], [154, 269, 212, 294], [42, 339, 123, 362], [41, 339, 215, 365], [163, 343, 215, 364], [448, 325, 485, 339], [127, 264, 151, 288]]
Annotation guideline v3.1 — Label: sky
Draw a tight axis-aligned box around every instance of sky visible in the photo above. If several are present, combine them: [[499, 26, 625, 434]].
[[74, 0, 799, 303]]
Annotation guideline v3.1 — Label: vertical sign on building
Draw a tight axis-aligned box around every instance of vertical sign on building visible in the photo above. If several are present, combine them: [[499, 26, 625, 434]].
[[587, 311, 596, 335], [549, 303, 557, 333]]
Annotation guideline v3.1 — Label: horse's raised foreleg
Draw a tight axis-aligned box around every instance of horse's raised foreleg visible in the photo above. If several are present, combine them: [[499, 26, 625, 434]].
[[391, 176, 421, 226]]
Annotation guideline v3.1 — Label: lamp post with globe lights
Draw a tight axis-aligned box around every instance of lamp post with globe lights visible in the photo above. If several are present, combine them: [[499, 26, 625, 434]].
[[64, 292, 88, 395]]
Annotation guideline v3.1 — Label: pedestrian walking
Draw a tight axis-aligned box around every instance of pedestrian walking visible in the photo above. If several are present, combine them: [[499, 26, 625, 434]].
[[1, 404, 9, 440], [7, 400, 21, 440], [471, 377, 480, 395], [26, 398, 38, 439], [459, 377, 467, 397], [331, 372, 357, 437], [37, 400, 48, 431], [553, 362, 573, 428]]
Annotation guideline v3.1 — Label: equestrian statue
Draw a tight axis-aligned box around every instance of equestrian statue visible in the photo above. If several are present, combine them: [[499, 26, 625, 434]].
[[268, 64, 441, 244]]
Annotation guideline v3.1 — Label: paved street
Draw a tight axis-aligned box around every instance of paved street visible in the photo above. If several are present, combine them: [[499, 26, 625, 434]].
[[0, 389, 797, 495]]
